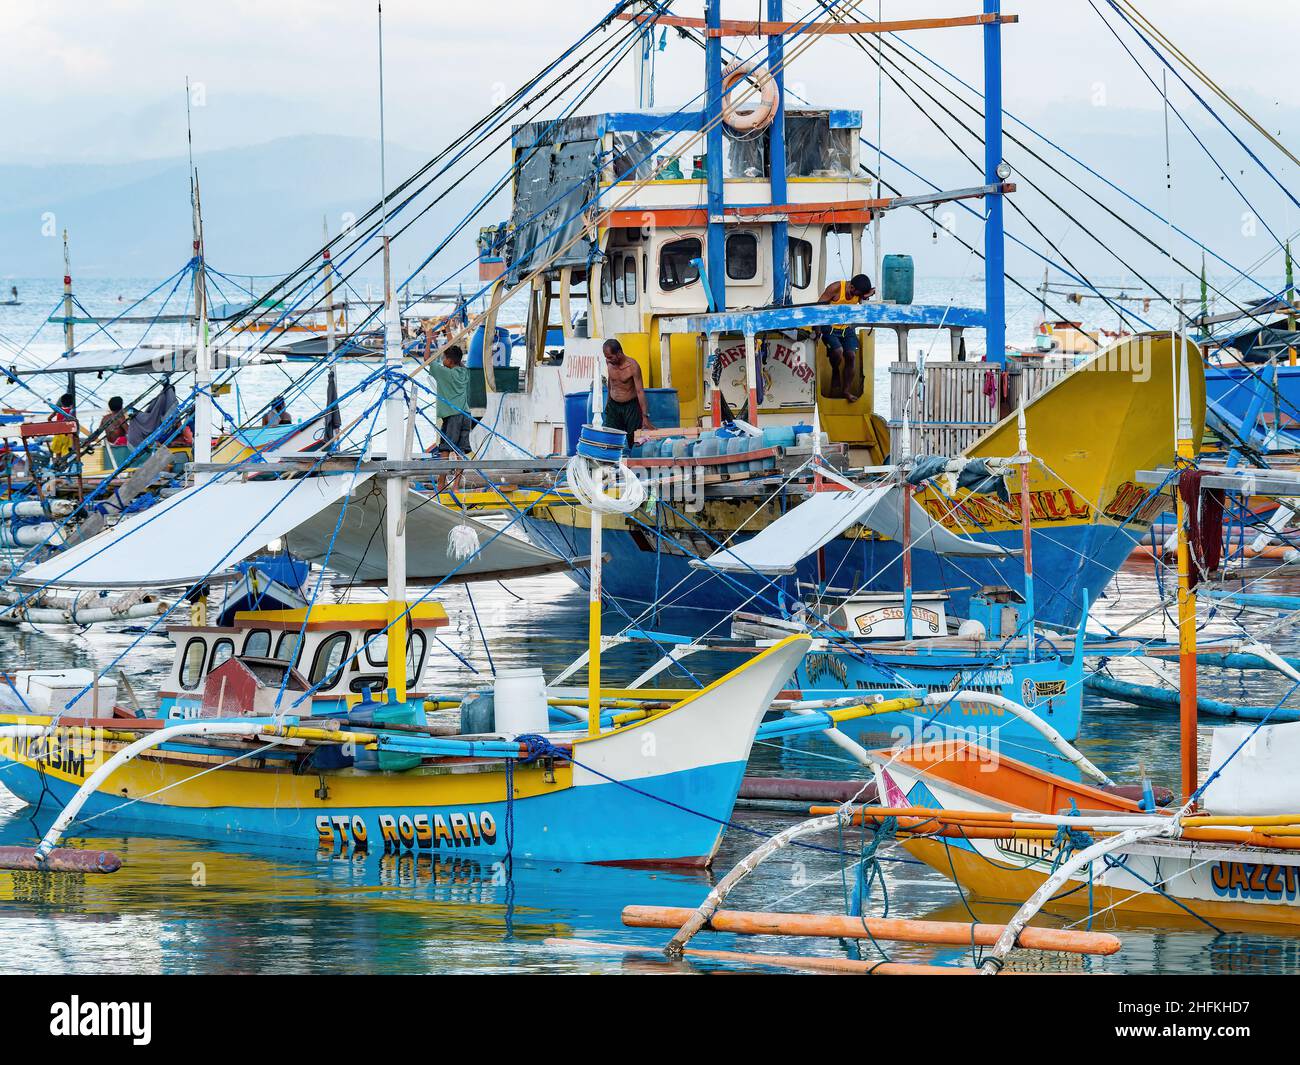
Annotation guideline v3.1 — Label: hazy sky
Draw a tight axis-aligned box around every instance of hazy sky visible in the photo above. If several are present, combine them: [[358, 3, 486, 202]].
[[5, 1, 1295, 163], [4, 1, 1299, 286]]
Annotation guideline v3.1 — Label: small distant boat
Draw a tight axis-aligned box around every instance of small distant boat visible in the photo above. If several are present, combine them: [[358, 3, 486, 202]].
[[1, 286, 19, 306]]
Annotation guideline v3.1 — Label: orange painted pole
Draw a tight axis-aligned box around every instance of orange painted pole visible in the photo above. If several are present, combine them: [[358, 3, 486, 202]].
[[621, 905, 1122, 955]]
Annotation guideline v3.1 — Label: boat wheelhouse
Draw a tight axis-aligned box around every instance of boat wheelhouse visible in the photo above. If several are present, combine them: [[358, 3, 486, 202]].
[[475, 105, 896, 459], [159, 602, 448, 720]]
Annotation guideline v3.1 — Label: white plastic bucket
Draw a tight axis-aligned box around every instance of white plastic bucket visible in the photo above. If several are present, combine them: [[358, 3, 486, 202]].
[[492, 667, 549, 736]]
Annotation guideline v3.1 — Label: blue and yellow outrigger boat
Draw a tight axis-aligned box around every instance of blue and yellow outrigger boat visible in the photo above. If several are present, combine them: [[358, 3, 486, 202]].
[[0, 434, 819, 867]]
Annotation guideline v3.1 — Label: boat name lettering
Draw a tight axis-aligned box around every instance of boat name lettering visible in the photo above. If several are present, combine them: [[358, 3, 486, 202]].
[[4, 728, 94, 777], [803, 652, 848, 687], [1209, 860, 1300, 901], [316, 810, 499, 852]]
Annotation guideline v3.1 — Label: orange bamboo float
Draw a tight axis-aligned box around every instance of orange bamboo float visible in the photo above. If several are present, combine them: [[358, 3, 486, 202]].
[[621, 905, 1122, 955], [1129, 541, 1294, 562]]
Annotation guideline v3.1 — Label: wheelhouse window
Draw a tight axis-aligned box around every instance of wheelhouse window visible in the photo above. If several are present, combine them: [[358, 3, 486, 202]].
[[243, 629, 271, 658], [659, 237, 702, 291], [179, 638, 207, 690], [599, 257, 614, 305], [622, 254, 637, 303], [273, 630, 302, 664], [726, 232, 759, 281], [407, 630, 428, 688], [612, 252, 626, 305], [788, 238, 814, 289], [309, 633, 351, 690], [362, 628, 428, 689], [363, 629, 388, 669], [210, 638, 235, 672]]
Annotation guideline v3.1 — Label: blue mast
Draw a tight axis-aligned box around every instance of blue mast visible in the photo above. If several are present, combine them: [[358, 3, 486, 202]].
[[982, 0, 1006, 362], [705, 0, 727, 312], [768, 1, 789, 305]]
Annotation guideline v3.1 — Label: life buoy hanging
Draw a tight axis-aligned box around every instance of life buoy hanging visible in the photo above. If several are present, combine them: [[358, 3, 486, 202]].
[[721, 59, 779, 133]]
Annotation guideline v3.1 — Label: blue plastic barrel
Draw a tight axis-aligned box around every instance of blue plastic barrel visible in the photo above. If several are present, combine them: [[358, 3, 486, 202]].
[[468, 325, 513, 368], [564, 388, 680, 454], [645, 387, 680, 431], [881, 254, 915, 305]]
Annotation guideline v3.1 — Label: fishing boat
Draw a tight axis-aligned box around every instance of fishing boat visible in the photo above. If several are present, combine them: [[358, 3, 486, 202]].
[[848, 350, 1300, 930], [453, 7, 1203, 632], [615, 442, 1089, 745], [0, 224, 819, 869]]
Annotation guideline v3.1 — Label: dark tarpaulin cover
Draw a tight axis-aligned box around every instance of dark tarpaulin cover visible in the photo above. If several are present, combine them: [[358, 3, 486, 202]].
[[126, 381, 178, 447], [1217, 320, 1300, 363], [505, 137, 601, 283]]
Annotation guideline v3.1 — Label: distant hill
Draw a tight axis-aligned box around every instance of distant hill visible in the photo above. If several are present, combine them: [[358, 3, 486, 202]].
[[0, 134, 475, 279]]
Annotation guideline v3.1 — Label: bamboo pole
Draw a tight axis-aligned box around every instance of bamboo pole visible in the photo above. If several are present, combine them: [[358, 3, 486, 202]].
[[665, 809, 851, 957], [622, 905, 1122, 955], [549, 937, 985, 975]]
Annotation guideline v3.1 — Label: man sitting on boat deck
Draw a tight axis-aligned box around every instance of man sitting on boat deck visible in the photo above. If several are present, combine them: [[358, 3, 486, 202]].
[[814, 273, 874, 403], [602, 338, 654, 447], [423, 331, 473, 490], [99, 396, 128, 446], [261, 396, 292, 427]]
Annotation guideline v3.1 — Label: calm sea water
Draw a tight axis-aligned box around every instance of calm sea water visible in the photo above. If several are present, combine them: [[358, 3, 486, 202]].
[[1, 276, 1298, 975]]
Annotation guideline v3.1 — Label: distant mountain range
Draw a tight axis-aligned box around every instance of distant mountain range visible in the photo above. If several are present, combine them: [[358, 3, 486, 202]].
[[4, 114, 1298, 291], [0, 134, 480, 281]]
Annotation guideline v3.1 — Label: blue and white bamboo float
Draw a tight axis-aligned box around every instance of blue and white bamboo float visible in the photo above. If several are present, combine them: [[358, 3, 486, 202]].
[[1084, 672, 1300, 722], [1198, 588, 1300, 612]]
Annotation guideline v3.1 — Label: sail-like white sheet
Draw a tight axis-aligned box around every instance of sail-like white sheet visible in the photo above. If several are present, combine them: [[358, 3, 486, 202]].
[[695, 485, 1011, 575], [14, 473, 567, 589], [289, 487, 569, 583], [20, 346, 271, 376]]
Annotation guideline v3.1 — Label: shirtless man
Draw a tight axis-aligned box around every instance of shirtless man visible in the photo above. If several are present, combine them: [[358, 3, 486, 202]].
[[601, 338, 654, 446], [815, 273, 874, 402]]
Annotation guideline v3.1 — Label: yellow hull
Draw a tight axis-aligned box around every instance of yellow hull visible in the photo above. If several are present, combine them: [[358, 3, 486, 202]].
[[905, 836, 1300, 930]]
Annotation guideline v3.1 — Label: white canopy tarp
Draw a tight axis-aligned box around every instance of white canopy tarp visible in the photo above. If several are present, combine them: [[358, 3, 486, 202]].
[[694, 485, 1011, 575], [288, 486, 570, 583], [14, 473, 567, 589], [20, 346, 272, 376]]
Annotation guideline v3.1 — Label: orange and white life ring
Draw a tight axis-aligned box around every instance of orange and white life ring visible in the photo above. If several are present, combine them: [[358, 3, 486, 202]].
[[721, 59, 779, 133]]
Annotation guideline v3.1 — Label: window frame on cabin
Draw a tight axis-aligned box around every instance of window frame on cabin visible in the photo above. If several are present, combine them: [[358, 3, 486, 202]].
[[309, 633, 352, 691], [242, 629, 272, 658], [725, 231, 760, 281], [179, 637, 207, 691], [658, 236, 702, 292], [788, 237, 814, 290]]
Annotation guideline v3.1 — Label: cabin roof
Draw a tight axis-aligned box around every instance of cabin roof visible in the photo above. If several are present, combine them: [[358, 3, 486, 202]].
[[659, 302, 988, 335], [234, 602, 450, 631]]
